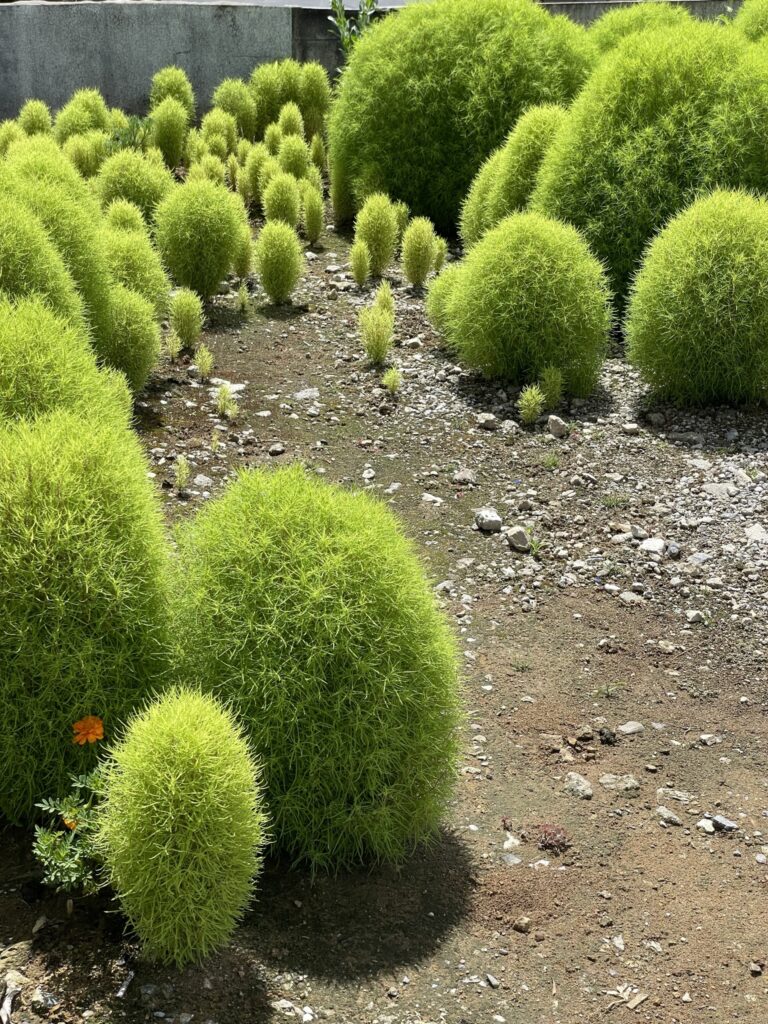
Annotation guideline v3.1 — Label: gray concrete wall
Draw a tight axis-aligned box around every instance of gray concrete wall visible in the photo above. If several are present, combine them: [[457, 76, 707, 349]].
[[0, 0, 745, 120]]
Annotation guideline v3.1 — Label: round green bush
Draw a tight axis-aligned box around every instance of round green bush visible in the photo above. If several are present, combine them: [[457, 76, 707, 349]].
[[0, 296, 131, 426], [97, 688, 268, 967], [355, 193, 398, 277], [201, 108, 237, 155], [328, 0, 595, 232], [278, 133, 310, 179], [0, 193, 85, 327], [250, 59, 302, 139], [19, 99, 52, 136], [460, 103, 566, 247], [263, 122, 282, 156], [425, 263, 462, 334], [53, 88, 110, 144], [433, 212, 610, 395], [277, 101, 304, 139], [263, 171, 301, 226], [589, 2, 694, 53], [103, 285, 161, 393], [299, 62, 331, 140], [155, 179, 240, 300], [102, 227, 170, 318], [626, 190, 768, 406], [187, 153, 227, 185], [95, 150, 175, 224], [149, 96, 189, 169], [531, 21, 761, 303], [105, 198, 146, 233], [149, 66, 195, 119], [0, 409, 170, 822], [255, 221, 304, 303], [734, 0, 768, 39], [170, 288, 204, 349], [238, 142, 270, 207], [402, 216, 437, 288], [0, 119, 22, 156], [5, 135, 94, 206], [233, 225, 253, 281], [173, 465, 461, 868], [301, 184, 324, 245], [63, 130, 110, 178], [213, 79, 257, 141], [8, 176, 112, 344]]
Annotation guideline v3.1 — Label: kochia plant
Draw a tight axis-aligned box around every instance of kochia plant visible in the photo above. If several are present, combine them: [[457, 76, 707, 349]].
[[354, 193, 398, 276], [255, 221, 304, 303]]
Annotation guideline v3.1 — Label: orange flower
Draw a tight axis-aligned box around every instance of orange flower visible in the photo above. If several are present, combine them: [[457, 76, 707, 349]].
[[72, 715, 104, 745], [62, 817, 78, 831]]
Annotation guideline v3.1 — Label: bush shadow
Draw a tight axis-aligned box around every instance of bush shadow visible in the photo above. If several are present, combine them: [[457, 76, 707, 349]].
[[243, 828, 476, 982]]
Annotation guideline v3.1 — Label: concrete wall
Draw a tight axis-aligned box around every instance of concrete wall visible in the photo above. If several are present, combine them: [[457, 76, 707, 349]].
[[0, 0, 745, 120]]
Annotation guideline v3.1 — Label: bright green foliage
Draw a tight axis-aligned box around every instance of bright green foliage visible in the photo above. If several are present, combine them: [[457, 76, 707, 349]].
[[0, 119, 22, 156], [589, 1, 693, 52], [460, 104, 566, 247], [5, 135, 94, 205], [213, 79, 257, 141], [204, 133, 228, 162], [258, 157, 281, 199], [255, 221, 304, 303], [185, 128, 207, 164], [249, 59, 303, 138], [226, 153, 239, 189], [432, 212, 610, 394], [155, 180, 240, 300], [517, 383, 545, 425], [196, 343, 214, 381], [103, 285, 161, 393], [188, 154, 227, 186], [237, 138, 253, 165], [53, 88, 110, 143], [0, 409, 170, 822], [19, 99, 52, 136], [149, 66, 195, 119], [233, 225, 253, 281], [277, 101, 304, 139], [109, 107, 130, 135], [102, 227, 170, 317], [264, 123, 283, 155], [95, 149, 174, 224], [539, 364, 564, 409], [105, 199, 146, 233], [627, 190, 768, 406], [531, 21, 766, 303], [433, 236, 448, 272], [0, 297, 130, 426], [263, 171, 301, 227], [734, 0, 768, 39], [202, 108, 237, 155], [402, 216, 437, 288], [278, 134, 310, 179], [305, 164, 323, 196], [238, 142, 270, 207], [328, 0, 595, 232], [310, 132, 326, 171], [355, 193, 398, 276], [299, 62, 331, 139], [8, 175, 112, 344], [374, 279, 395, 316], [425, 264, 462, 334], [350, 238, 370, 286], [0, 194, 84, 327], [63, 130, 109, 178], [173, 464, 461, 869], [170, 288, 204, 350], [382, 366, 402, 395], [97, 688, 267, 967], [150, 96, 189, 169], [360, 305, 394, 366], [393, 201, 410, 245], [301, 184, 324, 244]]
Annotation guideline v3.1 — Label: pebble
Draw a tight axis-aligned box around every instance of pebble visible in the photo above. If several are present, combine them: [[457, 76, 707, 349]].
[[656, 805, 682, 826], [475, 507, 502, 533], [599, 773, 640, 795], [564, 771, 593, 800], [476, 412, 498, 431], [547, 414, 568, 438], [618, 721, 644, 736], [507, 526, 530, 552]]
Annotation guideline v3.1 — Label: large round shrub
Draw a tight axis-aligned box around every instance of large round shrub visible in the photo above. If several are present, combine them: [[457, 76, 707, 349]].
[[328, 0, 595, 232], [531, 22, 764, 302], [173, 465, 461, 869], [255, 221, 304, 303], [95, 150, 175, 224], [0, 194, 84, 326], [149, 96, 189, 169], [0, 410, 170, 821], [589, 2, 693, 53], [5, 135, 94, 206], [19, 99, 52, 136], [155, 180, 240, 300], [63, 130, 110, 178], [734, 0, 768, 40], [53, 88, 110, 144], [102, 227, 170, 317], [250, 59, 303, 139], [102, 285, 161, 393], [0, 119, 22, 156], [460, 104, 566, 247], [213, 79, 257, 141], [432, 212, 610, 394], [149, 65, 195, 119], [0, 297, 131, 426], [97, 688, 267, 967], [9, 176, 112, 344], [626, 190, 768, 406]]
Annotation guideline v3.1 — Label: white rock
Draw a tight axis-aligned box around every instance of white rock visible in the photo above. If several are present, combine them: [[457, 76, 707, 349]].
[[507, 526, 530, 552], [476, 507, 503, 533], [618, 721, 644, 736], [564, 772, 593, 800], [547, 415, 568, 439]]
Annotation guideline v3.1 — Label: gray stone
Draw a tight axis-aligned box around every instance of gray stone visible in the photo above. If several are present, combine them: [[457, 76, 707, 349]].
[[193, 474, 213, 489], [599, 773, 640, 795], [476, 412, 499, 431], [640, 537, 665, 556], [507, 526, 531, 553], [618, 721, 644, 735], [564, 771, 593, 800], [619, 591, 644, 606], [686, 609, 706, 624], [656, 805, 682, 826], [547, 415, 569, 439], [475, 507, 502, 533], [452, 467, 477, 487]]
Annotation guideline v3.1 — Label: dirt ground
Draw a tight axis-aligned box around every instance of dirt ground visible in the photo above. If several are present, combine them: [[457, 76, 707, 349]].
[[2, 209, 768, 1024]]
